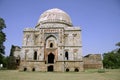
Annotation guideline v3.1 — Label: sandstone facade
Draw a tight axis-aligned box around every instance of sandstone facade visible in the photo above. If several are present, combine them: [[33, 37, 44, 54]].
[[12, 8, 103, 72], [19, 8, 83, 72]]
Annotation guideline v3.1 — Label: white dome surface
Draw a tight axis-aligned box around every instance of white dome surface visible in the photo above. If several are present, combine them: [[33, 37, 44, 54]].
[[37, 8, 72, 26]]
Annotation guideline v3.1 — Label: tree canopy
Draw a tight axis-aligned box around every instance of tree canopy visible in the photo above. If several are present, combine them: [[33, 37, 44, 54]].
[[0, 18, 6, 65], [116, 42, 120, 47], [103, 42, 120, 69]]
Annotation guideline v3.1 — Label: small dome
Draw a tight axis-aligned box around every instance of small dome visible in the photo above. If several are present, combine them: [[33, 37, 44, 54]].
[[37, 8, 72, 26]]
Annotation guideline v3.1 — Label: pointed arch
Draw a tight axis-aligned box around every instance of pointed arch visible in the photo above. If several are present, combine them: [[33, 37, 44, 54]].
[[48, 53, 55, 63], [45, 35, 57, 48], [50, 43, 53, 48], [66, 68, 69, 72], [45, 35, 57, 42], [74, 68, 79, 72], [34, 51, 37, 60], [65, 51, 68, 60]]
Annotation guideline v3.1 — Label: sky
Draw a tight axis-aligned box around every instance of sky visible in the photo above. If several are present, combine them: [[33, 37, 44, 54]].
[[0, 0, 120, 56]]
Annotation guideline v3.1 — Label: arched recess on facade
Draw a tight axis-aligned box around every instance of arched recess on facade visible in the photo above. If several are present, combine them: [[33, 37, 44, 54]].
[[45, 35, 57, 42], [74, 68, 79, 72], [47, 65, 54, 72], [44, 35, 57, 63], [66, 68, 69, 72], [24, 67, 27, 71], [65, 51, 69, 60], [50, 43, 53, 48], [48, 53, 55, 63], [34, 51, 37, 60], [45, 35, 57, 48]]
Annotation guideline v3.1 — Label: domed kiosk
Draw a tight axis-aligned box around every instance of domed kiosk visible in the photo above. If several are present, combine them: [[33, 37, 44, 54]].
[[19, 8, 83, 72]]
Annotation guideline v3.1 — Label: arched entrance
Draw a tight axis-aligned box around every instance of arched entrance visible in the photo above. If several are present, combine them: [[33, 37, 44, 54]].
[[65, 51, 68, 60], [48, 53, 55, 64], [66, 68, 69, 72], [47, 65, 54, 72], [50, 43, 53, 48], [74, 68, 79, 72]]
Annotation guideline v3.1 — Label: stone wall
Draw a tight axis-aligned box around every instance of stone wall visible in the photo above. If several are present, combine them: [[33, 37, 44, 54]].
[[83, 54, 103, 69], [54, 61, 84, 72], [19, 60, 84, 72], [19, 60, 46, 71]]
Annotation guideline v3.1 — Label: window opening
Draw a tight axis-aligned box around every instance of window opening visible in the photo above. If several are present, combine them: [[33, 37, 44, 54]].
[[32, 68, 35, 71], [16, 59, 20, 66], [34, 51, 37, 60], [74, 68, 79, 72], [50, 43, 53, 48], [66, 68, 69, 72], [24, 67, 27, 71], [65, 51, 68, 60]]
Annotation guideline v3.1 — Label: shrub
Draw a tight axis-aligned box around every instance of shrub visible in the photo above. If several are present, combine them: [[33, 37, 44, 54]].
[[98, 69, 105, 73]]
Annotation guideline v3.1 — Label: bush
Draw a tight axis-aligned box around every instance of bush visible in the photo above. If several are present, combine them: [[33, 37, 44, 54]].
[[98, 69, 105, 73]]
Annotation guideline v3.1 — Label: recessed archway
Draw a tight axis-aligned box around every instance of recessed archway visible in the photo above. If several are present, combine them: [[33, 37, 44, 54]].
[[47, 65, 54, 72], [48, 53, 55, 64], [45, 35, 57, 48], [50, 43, 53, 48], [24, 67, 27, 71], [34, 51, 37, 60], [65, 51, 68, 60], [32, 68, 35, 71], [66, 68, 69, 72], [74, 68, 79, 72]]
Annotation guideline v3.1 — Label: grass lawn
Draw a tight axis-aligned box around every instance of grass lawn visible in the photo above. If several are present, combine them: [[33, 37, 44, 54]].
[[0, 69, 120, 80]]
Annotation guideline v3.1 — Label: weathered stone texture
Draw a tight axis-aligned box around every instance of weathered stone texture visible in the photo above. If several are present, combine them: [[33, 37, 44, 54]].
[[12, 8, 103, 72], [83, 54, 103, 69]]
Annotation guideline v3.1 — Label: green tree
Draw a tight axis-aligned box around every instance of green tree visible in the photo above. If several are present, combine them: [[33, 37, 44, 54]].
[[116, 42, 120, 53], [0, 18, 6, 65], [103, 42, 120, 69], [7, 45, 19, 69], [116, 42, 120, 47]]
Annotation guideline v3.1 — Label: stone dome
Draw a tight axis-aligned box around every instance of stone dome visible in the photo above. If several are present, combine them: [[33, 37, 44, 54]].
[[37, 8, 72, 26]]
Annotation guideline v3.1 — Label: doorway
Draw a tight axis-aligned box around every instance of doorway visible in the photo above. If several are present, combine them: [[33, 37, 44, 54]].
[[47, 65, 54, 72], [48, 53, 55, 64]]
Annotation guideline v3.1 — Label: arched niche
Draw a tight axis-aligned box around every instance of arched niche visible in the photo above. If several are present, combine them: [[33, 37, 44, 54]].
[[48, 53, 55, 64], [50, 43, 53, 48], [74, 68, 79, 72], [66, 68, 69, 72], [34, 51, 37, 60], [45, 35, 57, 48], [32, 68, 35, 71], [47, 65, 54, 72], [24, 67, 27, 71], [65, 51, 69, 60]]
